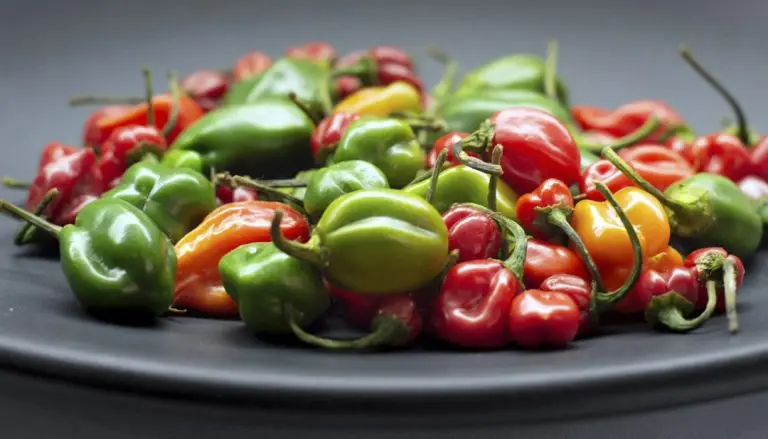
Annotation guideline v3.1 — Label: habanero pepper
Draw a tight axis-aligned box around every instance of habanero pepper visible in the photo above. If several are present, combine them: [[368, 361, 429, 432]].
[[523, 239, 588, 289], [426, 131, 477, 169], [232, 51, 273, 82], [181, 69, 231, 113], [571, 99, 688, 143], [332, 45, 422, 94], [332, 81, 423, 117], [442, 204, 502, 263], [82, 105, 132, 148], [303, 160, 389, 221], [538, 274, 592, 337], [508, 289, 581, 349], [614, 245, 683, 315], [160, 150, 205, 174], [310, 112, 361, 165], [174, 201, 310, 317], [685, 247, 745, 333]]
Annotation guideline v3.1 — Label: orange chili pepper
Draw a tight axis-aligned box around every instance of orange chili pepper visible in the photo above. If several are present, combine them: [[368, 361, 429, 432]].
[[571, 187, 671, 291], [173, 201, 310, 317], [97, 94, 204, 145]]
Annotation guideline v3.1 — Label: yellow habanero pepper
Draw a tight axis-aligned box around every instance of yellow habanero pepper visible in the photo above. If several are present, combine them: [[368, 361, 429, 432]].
[[333, 81, 422, 116]]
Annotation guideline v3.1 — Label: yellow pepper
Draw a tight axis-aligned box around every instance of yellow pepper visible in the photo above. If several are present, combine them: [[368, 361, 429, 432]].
[[333, 81, 422, 116]]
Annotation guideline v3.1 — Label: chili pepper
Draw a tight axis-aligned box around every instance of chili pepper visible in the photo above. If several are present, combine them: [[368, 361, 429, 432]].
[[571, 100, 688, 143], [508, 289, 580, 349], [610, 246, 684, 315], [98, 125, 167, 188], [101, 162, 217, 243], [426, 131, 478, 169], [232, 51, 273, 82], [219, 242, 329, 334], [181, 69, 231, 112], [160, 150, 204, 174], [224, 57, 332, 120], [750, 137, 768, 181], [169, 98, 315, 179], [431, 210, 527, 348], [603, 148, 763, 258], [332, 81, 422, 117], [216, 185, 258, 205], [271, 188, 449, 295], [332, 46, 421, 92], [286, 41, 336, 64], [310, 112, 361, 165], [580, 145, 694, 201], [303, 160, 389, 221], [174, 201, 310, 316], [685, 247, 745, 333], [331, 116, 426, 188], [0, 197, 176, 321], [458, 106, 581, 195], [442, 204, 502, 263], [538, 274, 592, 336], [82, 105, 131, 148], [523, 239, 588, 289], [685, 133, 754, 182]]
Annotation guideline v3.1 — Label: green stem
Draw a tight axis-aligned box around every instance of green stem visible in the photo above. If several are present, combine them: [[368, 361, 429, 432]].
[[142, 66, 155, 126], [487, 145, 502, 212], [723, 258, 739, 334], [162, 71, 181, 138], [544, 39, 558, 101], [14, 188, 58, 246], [593, 182, 643, 311], [426, 45, 458, 116], [426, 149, 447, 205], [2, 177, 31, 189], [287, 307, 406, 350], [269, 210, 325, 268], [494, 214, 528, 280], [546, 209, 605, 294], [260, 179, 309, 188], [288, 92, 320, 125], [657, 280, 718, 333], [453, 128, 503, 176], [0, 199, 61, 237], [580, 116, 660, 152], [68, 96, 144, 106], [680, 45, 750, 146], [216, 173, 307, 214]]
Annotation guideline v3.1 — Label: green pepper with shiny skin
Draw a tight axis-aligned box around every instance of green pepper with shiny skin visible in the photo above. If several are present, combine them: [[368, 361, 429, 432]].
[[332, 117, 425, 188], [0, 197, 176, 321], [304, 160, 389, 221], [160, 150, 204, 174], [168, 98, 315, 179], [271, 189, 449, 295], [101, 162, 217, 243], [223, 58, 332, 120], [219, 242, 330, 335]]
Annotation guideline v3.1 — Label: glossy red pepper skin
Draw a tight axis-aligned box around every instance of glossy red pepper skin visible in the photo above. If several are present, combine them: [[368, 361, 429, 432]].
[[215, 186, 259, 206], [538, 274, 592, 335], [738, 175, 768, 202], [97, 125, 167, 188], [523, 239, 588, 289], [515, 178, 573, 238], [181, 69, 231, 112], [687, 133, 754, 182], [432, 260, 521, 349], [442, 205, 502, 263], [750, 136, 768, 181], [233, 51, 273, 82], [572, 100, 685, 142], [285, 41, 336, 63], [635, 266, 699, 311], [487, 107, 581, 194], [310, 112, 361, 163], [427, 132, 475, 169], [685, 248, 745, 312], [82, 105, 132, 148], [508, 289, 580, 349]]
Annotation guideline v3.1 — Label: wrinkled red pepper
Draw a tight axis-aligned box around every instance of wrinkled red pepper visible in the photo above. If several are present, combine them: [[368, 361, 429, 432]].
[[538, 274, 593, 336], [427, 131, 475, 169], [310, 112, 361, 164], [442, 204, 502, 263], [97, 125, 167, 189], [523, 239, 588, 289], [571, 100, 686, 143], [334, 45, 422, 95], [508, 289, 581, 349], [82, 105, 132, 148]]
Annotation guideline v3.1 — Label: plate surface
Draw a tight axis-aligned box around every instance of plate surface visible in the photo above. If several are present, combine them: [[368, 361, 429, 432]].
[[1, 0, 768, 421]]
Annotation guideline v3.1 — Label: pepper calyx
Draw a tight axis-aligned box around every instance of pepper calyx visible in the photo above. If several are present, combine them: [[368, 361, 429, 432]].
[[666, 184, 716, 238], [645, 280, 717, 333]]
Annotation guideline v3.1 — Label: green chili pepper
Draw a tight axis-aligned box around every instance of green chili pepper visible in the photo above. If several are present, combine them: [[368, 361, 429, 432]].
[[271, 189, 449, 295], [219, 242, 330, 335], [223, 58, 332, 120], [160, 150, 205, 174], [604, 149, 763, 258], [168, 98, 315, 179], [101, 162, 217, 243], [0, 198, 176, 321], [456, 54, 569, 106], [332, 117, 426, 188], [304, 160, 389, 221]]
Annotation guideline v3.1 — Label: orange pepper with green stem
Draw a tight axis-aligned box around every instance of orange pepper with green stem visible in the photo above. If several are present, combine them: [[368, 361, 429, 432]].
[[173, 201, 310, 317]]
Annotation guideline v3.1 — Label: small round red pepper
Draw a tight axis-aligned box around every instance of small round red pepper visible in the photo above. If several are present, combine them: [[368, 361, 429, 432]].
[[687, 133, 753, 182], [181, 69, 231, 112], [426, 131, 475, 169], [233, 51, 273, 82], [637, 265, 717, 332], [442, 204, 502, 263], [98, 125, 167, 188], [538, 274, 593, 336], [523, 239, 588, 289], [684, 247, 745, 333], [508, 289, 580, 349], [310, 112, 361, 164], [82, 105, 132, 149]]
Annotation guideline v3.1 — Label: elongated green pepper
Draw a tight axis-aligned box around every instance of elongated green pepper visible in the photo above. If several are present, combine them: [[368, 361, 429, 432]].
[[271, 189, 449, 295], [169, 98, 315, 179], [219, 242, 329, 334], [0, 198, 176, 321], [304, 160, 389, 221], [101, 162, 217, 243]]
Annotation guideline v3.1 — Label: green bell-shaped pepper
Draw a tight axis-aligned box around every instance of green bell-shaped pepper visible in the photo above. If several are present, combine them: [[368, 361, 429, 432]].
[[0, 197, 176, 321], [332, 117, 426, 188], [219, 242, 330, 335], [160, 150, 205, 174], [102, 162, 217, 243], [169, 98, 315, 179], [304, 160, 389, 221], [223, 57, 333, 120]]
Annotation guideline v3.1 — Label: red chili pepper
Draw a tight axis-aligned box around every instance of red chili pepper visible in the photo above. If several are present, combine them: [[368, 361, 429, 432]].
[[538, 274, 592, 335], [571, 100, 685, 142], [82, 105, 132, 148], [738, 175, 768, 202], [310, 112, 361, 164], [442, 205, 502, 263], [426, 132, 475, 169], [684, 247, 745, 333], [285, 41, 336, 63], [750, 136, 768, 181], [233, 51, 273, 82], [181, 69, 231, 113], [216, 185, 259, 206], [523, 239, 588, 289], [516, 178, 574, 239], [613, 246, 683, 315], [97, 125, 167, 188], [686, 133, 753, 181], [508, 289, 580, 349]]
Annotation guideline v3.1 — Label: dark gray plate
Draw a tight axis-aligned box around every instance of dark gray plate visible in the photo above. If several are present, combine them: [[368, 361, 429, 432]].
[[1, 0, 768, 433]]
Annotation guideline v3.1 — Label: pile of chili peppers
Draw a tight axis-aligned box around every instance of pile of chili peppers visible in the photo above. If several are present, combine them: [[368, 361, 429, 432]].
[[0, 40, 763, 351]]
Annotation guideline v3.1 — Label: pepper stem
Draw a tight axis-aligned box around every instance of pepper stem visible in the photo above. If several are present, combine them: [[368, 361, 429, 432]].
[[216, 173, 307, 216], [287, 307, 409, 350], [288, 92, 320, 125], [2, 177, 31, 189], [495, 213, 528, 280], [453, 122, 503, 175], [14, 188, 58, 246], [68, 96, 144, 106], [0, 199, 61, 237], [544, 39, 558, 101], [260, 179, 309, 188], [426, 45, 458, 115], [487, 145, 503, 212], [580, 116, 660, 152], [655, 280, 718, 332], [142, 66, 155, 127], [680, 45, 750, 146], [426, 149, 447, 205], [593, 182, 643, 311], [162, 71, 181, 138], [723, 257, 739, 333], [269, 210, 326, 268], [546, 208, 606, 293]]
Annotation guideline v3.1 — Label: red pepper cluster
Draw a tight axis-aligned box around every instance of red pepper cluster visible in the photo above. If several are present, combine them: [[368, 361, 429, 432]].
[[334, 45, 423, 99]]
